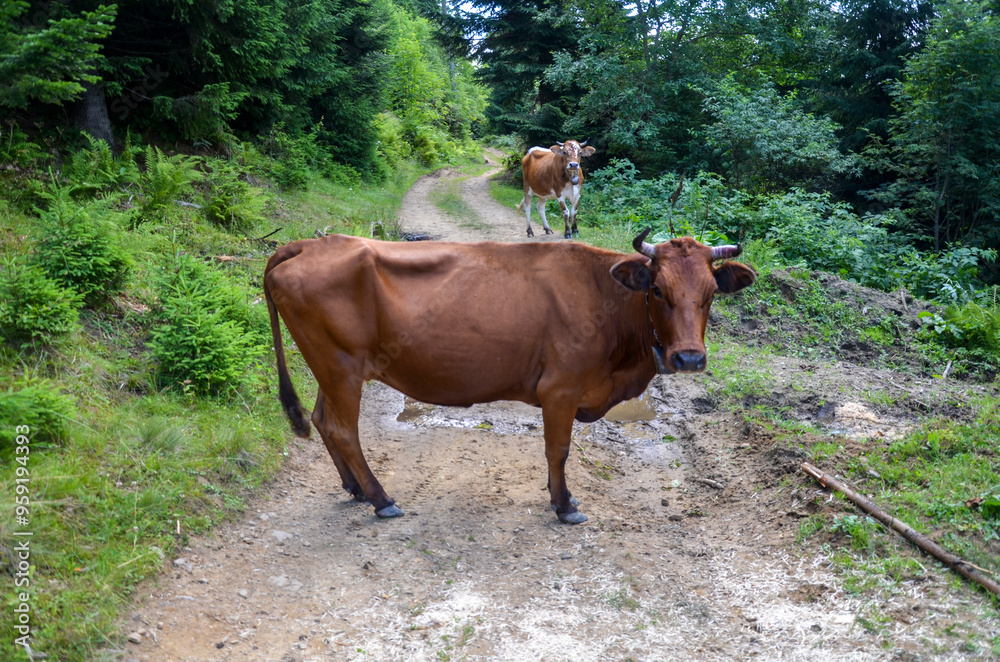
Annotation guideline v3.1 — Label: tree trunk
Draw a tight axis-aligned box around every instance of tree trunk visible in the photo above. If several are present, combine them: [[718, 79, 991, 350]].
[[73, 80, 116, 151]]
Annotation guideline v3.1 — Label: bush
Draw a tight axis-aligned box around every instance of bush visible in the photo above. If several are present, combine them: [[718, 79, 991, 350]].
[[261, 124, 325, 191], [888, 246, 997, 304], [202, 163, 267, 233], [0, 255, 81, 347], [324, 162, 362, 188], [148, 253, 264, 396], [33, 184, 132, 304], [0, 379, 77, 462], [755, 190, 898, 278], [918, 290, 1000, 376], [374, 112, 411, 166]]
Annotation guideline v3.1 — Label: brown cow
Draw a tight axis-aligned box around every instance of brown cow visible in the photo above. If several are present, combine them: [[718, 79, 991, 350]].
[[518, 140, 596, 238], [264, 228, 755, 524]]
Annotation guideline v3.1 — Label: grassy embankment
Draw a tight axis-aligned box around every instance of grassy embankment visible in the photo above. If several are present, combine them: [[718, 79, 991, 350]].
[[0, 143, 456, 660]]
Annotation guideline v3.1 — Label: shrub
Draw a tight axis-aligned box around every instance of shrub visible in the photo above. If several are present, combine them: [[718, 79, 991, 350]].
[[324, 162, 362, 188], [918, 291, 1000, 376], [0, 379, 77, 462], [148, 253, 264, 396], [33, 184, 132, 304], [0, 255, 81, 347], [261, 124, 326, 190], [374, 112, 411, 166], [888, 246, 997, 304], [756, 190, 897, 278], [202, 163, 267, 233]]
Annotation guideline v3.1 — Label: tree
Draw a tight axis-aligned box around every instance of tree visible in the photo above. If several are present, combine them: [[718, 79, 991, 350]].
[[699, 76, 858, 193], [535, 0, 833, 173], [878, 0, 1000, 252], [0, 1, 115, 108], [812, 0, 932, 154], [466, 0, 581, 146]]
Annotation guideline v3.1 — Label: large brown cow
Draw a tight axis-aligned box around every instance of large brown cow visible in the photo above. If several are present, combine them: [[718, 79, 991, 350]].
[[264, 228, 755, 524], [518, 140, 596, 238]]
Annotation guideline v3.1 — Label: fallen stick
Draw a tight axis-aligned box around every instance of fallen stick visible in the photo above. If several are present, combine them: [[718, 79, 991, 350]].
[[801, 462, 999, 596]]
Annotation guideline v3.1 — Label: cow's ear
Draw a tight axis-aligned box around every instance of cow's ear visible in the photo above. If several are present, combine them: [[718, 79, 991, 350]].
[[610, 257, 651, 291], [714, 261, 756, 294], [581, 146, 596, 157], [549, 145, 565, 155]]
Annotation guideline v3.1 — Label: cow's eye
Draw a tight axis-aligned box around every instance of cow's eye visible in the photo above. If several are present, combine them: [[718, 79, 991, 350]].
[[651, 285, 664, 300]]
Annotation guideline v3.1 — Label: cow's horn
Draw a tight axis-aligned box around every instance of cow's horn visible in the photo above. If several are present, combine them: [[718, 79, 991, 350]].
[[632, 227, 656, 259], [556, 141, 564, 146], [711, 244, 742, 260], [580, 138, 589, 146]]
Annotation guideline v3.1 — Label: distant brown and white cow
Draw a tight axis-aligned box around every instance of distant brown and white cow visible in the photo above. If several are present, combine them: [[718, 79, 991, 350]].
[[517, 139, 596, 238], [264, 228, 755, 524]]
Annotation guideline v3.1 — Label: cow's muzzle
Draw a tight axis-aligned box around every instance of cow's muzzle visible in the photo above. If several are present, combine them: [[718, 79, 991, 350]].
[[671, 350, 707, 373]]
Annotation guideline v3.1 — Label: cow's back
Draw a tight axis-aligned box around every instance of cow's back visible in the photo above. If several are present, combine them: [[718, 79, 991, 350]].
[[266, 236, 639, 407]]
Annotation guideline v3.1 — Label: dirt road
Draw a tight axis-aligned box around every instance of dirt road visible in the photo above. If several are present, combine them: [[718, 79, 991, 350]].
[[122, 156, 998, 661]]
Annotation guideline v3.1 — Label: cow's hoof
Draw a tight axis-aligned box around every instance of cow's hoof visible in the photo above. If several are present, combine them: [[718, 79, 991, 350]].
[[571, 496, 580, 507], [544, 228, 554, 235], [527, 229, 534, 237], [564, 232, 572, 239], [558, 511, 588, 525], [572, 229, 579, 236], [375, 504, 404, 518]]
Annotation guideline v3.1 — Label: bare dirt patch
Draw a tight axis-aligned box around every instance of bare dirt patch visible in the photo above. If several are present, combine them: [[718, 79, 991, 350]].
[[120, 155, 999, 662]]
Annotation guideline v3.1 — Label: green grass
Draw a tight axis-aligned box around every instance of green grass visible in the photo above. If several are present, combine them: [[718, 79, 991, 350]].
[[792, 396, 1000, 611], [0, 152, 432, 661], [430, 177, 486, 229]]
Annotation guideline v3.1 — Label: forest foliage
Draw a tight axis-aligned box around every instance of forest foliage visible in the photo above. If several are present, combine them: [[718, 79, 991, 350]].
[[472, 0, 1000, 285]]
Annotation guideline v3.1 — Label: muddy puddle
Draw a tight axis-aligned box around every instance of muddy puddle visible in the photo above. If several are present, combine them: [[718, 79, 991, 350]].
[[393, 388, 692, 469]]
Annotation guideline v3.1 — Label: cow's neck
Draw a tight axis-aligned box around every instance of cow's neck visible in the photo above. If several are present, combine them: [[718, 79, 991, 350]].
[[600, 256, 659, 390]]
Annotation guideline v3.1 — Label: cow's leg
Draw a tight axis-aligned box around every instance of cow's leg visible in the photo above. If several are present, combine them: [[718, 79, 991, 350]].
[[539, 395, 587, 524], [312, 390, 364, 501], [557, 198, 572, 238], [571, 198, 580, 236], [316, 383, 402, 518], [521, 191, 534, 237], [536, 198, 554, 234]]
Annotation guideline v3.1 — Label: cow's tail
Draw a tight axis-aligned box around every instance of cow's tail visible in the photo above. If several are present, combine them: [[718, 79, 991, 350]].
[[264, 246, 312, 438], [516, 199, 525, 211]]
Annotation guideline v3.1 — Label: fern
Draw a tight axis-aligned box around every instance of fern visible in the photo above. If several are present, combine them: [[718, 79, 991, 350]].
[[137, 146, 203, 222], [65, 133, 141, 197]]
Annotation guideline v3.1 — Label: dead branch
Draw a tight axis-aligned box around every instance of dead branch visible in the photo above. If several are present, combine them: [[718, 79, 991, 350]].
[[667, 172, 684, 236], [253, 227, 282, 243], [801, 462, 999, 596]]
